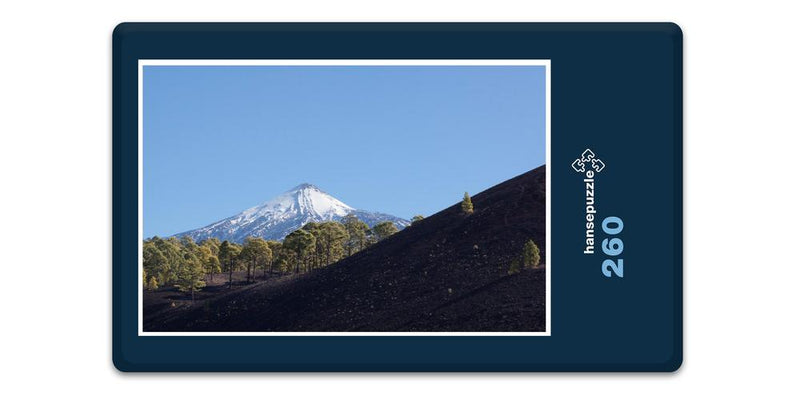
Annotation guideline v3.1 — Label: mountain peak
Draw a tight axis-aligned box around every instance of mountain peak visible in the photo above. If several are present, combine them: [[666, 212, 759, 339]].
[[290, 183, 320, 192], [175, 184, 410, 242]]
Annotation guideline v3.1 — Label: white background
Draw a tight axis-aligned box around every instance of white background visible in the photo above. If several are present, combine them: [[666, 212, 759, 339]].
[[1, 1, 797, 398]]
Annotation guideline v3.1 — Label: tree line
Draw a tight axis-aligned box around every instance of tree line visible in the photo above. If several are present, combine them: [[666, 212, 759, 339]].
[[142, 214, 407, 300], [143, 192, 484, 299]]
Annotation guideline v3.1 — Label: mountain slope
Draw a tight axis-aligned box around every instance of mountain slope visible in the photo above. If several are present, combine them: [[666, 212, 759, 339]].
[[147, 165, 546, 332], [174, 183, 410, 242]]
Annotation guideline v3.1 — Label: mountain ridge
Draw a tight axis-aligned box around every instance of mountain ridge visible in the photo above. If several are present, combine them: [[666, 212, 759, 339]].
[[173, 184, 410, 243]]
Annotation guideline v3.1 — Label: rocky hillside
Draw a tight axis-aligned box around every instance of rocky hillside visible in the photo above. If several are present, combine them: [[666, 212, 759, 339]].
[[146, 165, 546, 332]]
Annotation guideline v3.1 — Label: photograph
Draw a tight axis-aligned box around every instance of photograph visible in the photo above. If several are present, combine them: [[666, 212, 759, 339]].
[[139, 61, 549, 334], [7, 0, 800, 396]]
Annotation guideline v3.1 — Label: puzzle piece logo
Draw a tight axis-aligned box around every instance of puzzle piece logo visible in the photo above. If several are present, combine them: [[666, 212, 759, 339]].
[[572, 149, 605, 173], [571, 159, 586, 173]]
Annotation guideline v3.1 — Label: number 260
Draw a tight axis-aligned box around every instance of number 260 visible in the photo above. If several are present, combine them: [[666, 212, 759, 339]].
[[601, 216, 624, 278]]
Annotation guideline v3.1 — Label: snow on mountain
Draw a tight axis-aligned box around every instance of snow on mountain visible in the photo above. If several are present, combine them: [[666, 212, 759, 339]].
[[174, 183, 410, 243]]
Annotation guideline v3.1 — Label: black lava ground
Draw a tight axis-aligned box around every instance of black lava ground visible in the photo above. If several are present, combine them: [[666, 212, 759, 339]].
[[144, 165, 547, 332]]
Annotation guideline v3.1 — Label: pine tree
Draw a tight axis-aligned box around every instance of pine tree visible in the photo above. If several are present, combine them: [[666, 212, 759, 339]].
[[274, 247, 296, 274], [342, 214, 369, 255], [301, 222, 323, 269], [461, 192, 474, 214], [411, 215, 425, 225], [284, 229, 316, 274], [317, 221, 349, 266], [195, 242, 219, 282], [265, 241, 282, 276], [143, 239, 168, 286], [147, 276, 159, 290], [522, 240, 541, 268], [241, 237, 272, 283], [199, 239, 221, 282], [160, 237, 185, 285], [174, 245, 206, 302], [373, 221, 398, 240], [218, 240, 241, 288]]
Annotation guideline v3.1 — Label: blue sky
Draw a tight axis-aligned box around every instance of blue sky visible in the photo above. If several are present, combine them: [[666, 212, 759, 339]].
[[143, 65, 546, 237]]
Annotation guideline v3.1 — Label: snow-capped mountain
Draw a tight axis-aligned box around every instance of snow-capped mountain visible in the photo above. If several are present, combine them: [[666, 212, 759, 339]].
[[174, 183, 410, 243]]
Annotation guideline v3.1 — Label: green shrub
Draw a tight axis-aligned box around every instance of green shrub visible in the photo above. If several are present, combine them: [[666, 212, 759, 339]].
[[508, 259, 520, 275]]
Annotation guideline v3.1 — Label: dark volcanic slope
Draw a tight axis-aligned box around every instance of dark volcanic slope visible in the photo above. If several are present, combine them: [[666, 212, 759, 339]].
[[146, 165, 547, 332]]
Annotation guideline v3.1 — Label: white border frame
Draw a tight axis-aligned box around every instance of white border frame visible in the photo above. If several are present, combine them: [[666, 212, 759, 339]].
[[138, 59, 551, 336]]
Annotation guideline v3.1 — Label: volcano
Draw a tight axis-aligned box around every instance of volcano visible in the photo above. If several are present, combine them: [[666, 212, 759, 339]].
[[174, 183, 410, 243]]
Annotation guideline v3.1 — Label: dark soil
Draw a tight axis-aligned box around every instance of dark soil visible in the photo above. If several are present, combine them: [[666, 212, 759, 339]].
[[142, 271, 295, 326], [144, 165, 547, 332]]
